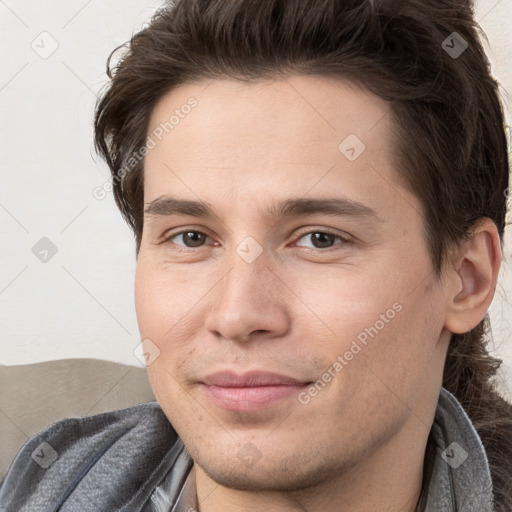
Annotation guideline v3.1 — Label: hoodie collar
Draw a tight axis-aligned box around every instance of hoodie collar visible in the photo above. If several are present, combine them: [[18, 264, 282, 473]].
[[416, 387, 494, 511]]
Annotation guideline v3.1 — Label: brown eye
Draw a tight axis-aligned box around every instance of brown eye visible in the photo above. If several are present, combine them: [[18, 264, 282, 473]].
[[167, 230, 209, 248], [296, 231, 343, 250]]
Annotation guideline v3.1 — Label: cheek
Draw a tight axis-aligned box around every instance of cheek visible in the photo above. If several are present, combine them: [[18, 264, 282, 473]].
[[292, 269, 399, 342], [297, 262, 443, 383], [134, 261, 195, 413], [134, 258, 197, 338], [134, 265, 162, 342], [134, 257, 213, 398], [341, 283, 443, 398]]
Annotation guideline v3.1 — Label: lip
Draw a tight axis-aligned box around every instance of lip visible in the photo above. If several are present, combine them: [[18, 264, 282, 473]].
[[200, 371, 310, 412], [202, 370, 307, 387]]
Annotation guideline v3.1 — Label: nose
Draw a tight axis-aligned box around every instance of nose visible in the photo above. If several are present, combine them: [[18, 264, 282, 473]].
[[204, 251, 291, 345]]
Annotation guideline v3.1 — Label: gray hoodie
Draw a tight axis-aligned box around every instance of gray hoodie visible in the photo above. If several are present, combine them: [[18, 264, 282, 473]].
[[0, 387, 494, 511]]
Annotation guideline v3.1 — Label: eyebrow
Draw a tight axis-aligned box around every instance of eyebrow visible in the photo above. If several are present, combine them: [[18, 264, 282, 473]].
[[144, 195, 382, 222]]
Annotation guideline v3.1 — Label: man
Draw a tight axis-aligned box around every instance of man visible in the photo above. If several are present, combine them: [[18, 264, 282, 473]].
[[1, 0, 511, 510]]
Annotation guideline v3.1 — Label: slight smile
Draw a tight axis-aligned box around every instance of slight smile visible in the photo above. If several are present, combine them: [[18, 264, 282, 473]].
[[199, 371, 312, 412]]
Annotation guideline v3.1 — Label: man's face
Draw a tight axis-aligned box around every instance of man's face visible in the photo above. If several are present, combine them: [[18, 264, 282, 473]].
[[135, 76, 450, 491]]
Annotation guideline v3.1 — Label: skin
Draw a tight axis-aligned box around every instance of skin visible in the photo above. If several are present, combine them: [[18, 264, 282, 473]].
[[134, 76, 501, 511]]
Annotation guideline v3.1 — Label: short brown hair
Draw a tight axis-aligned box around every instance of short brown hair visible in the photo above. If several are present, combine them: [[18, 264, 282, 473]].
[[94, 0, 512, 508]]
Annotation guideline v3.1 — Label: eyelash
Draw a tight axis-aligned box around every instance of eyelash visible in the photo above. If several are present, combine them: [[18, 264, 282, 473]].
[[160, 228, 353, 253]]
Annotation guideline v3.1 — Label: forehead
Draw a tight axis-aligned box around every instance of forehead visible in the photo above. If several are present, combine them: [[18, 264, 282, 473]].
[[143, 75, 412, 218], [147, 75, 391, 154]]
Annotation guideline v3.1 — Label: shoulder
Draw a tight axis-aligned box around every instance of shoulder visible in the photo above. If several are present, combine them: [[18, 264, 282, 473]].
[[0, 401, 181, 511]]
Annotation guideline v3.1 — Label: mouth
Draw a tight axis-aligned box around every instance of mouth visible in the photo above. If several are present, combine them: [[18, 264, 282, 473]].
[[199, 370, 312, 412]]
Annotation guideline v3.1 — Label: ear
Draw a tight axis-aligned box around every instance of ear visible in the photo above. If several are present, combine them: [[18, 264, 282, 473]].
[[444, 218, 502, 334]]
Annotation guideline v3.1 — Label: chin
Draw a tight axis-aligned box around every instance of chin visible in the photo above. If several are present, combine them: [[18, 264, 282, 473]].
[[193, 445, 351, 493]]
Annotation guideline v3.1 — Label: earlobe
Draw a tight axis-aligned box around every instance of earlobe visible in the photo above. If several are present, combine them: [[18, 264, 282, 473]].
[[444, 218, 502, 334]]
